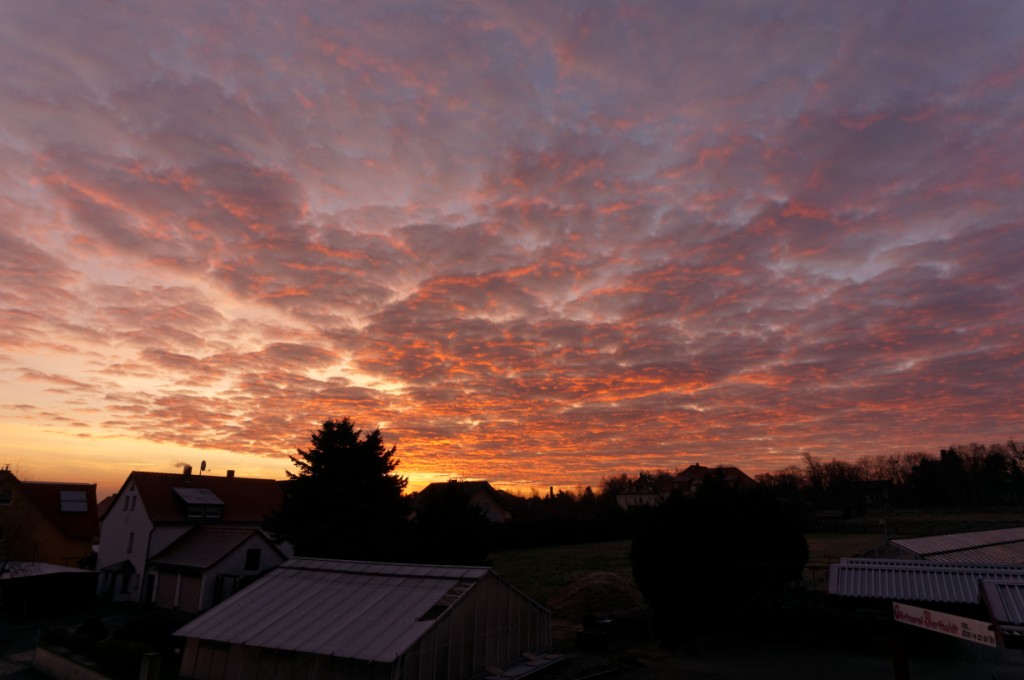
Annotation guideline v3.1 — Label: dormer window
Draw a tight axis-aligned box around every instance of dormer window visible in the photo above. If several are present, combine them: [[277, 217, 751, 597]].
[[0, 489, 12, 506], [60, 490, 88, 512], [174, 487, 224, 520]]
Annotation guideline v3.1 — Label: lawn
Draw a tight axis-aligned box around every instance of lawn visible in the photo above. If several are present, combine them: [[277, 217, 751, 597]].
[[489, 540, 633, 607], [489, 531, 887, 606]]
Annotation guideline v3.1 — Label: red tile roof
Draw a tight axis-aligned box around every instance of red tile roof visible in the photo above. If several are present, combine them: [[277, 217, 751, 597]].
[[14, 479, 99, 540], [118, 471, 283, 524]]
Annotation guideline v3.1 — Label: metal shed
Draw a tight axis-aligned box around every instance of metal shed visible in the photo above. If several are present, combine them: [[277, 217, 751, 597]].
[[859, 527, 1024, 564], [174, 558, 553, 680]]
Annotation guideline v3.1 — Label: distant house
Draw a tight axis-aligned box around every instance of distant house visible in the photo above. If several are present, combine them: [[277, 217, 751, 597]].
[[0, 468, 98, 568], [616, 474, 670, 510], [175, 558, 557, 680], [416, 480, 512, 523], [96, 467, 286, 605], [674, 463, 755, 495]]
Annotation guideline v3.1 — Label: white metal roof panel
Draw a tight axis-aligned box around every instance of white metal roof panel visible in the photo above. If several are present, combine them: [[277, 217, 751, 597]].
[[829, 559, 1024, 603], [981, 579, 1024, 627], [175, 558, 491, 662]]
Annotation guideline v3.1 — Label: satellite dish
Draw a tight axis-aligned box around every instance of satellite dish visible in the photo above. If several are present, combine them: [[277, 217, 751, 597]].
[[200, 460, 207, 473]]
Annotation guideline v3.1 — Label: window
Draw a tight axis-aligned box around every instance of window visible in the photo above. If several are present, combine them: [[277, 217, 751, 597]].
[[60, 490, 88, 512], [205, 505, 222, 519], [129, 496, 137, 511], [123, 495, 130, 510], [0, 489, 12, 506], [245, 548, 261, 571], [127, 532, 135, 554], [187, 505, 204, 519]]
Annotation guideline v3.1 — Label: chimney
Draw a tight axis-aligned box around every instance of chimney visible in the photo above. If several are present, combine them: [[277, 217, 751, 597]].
[[183, 464, 192, 479], [226, 470, 235, 479]]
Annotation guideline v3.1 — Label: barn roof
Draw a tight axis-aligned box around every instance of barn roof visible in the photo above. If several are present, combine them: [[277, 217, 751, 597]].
[[175, 558, 494, 662], [828, 558, 1024, 603], [888, 527, 1024, 563]]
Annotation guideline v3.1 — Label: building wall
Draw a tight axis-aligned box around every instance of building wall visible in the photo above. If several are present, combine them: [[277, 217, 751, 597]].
[[96, 485, 155, 601], [150, 534, 284, 613], [469, 490, 510, 523], [401, 573, 551, 680], [180, 640, 392, 680]]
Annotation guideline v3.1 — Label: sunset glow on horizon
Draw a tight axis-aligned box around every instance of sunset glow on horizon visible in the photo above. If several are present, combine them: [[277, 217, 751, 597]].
[[2, 2, 1023, 499]]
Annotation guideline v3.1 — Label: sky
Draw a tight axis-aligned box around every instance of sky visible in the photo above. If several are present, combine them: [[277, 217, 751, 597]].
[[2, 1, 1023, 498]]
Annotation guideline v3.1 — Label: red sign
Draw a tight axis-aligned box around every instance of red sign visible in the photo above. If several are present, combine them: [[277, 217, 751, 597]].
[[892, 602, 997, 647]]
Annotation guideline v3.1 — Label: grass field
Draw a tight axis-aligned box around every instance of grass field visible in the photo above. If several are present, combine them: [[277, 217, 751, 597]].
[[489, 540, 634, 607], [489, 531, 888, 606]]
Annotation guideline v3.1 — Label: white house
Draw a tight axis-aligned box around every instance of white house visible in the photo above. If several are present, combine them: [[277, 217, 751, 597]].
[[148, 525, 287, 613], [96, 468, 285, 604]]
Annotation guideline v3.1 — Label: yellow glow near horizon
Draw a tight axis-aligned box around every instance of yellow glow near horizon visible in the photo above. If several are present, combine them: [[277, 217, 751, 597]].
[[0, 420, 292, 498]]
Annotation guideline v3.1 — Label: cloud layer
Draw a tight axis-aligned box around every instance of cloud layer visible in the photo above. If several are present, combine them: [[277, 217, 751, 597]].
[[2, 1, 1023, 490]]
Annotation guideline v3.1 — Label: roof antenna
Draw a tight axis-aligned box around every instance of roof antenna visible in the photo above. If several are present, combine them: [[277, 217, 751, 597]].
[[200, 460, 207, 476]]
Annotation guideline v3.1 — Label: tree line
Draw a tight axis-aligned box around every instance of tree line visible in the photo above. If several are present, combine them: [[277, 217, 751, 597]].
[[757, 440, 1024, 515], [265, 419, 1024, 567]]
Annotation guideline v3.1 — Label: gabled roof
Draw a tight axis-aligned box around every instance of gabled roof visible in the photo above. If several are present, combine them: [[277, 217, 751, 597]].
[[887, 527, 1024, 564], [111, 472, 283, 523], [418, 480, 509, 507], [1, 472, 98, 540], [175, 559, 497, 662], [151, 526, 282, 570], [675, 464, 755, 487]]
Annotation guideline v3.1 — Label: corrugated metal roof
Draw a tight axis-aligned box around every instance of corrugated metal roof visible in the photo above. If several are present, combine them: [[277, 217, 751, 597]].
[[890, 527, 1024, 561], [828, 558, 1024, 603], [981, 579, 1024, 627], [175, 559, 492, 662], [925, 542, 1024, 565]]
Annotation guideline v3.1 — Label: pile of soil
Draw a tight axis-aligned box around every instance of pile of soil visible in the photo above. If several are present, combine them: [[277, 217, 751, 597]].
[[549, 571, 647, 622]]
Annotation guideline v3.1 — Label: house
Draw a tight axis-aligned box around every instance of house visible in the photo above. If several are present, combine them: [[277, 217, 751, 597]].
[[95, 467, 286, 605], [148, 526, 287, 613], [616, 473, 671, 510], [416, 480, 512, 523], [175, 558, 557, 680], [0, 467, 98, 568], [674, 463, 756, 495]]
